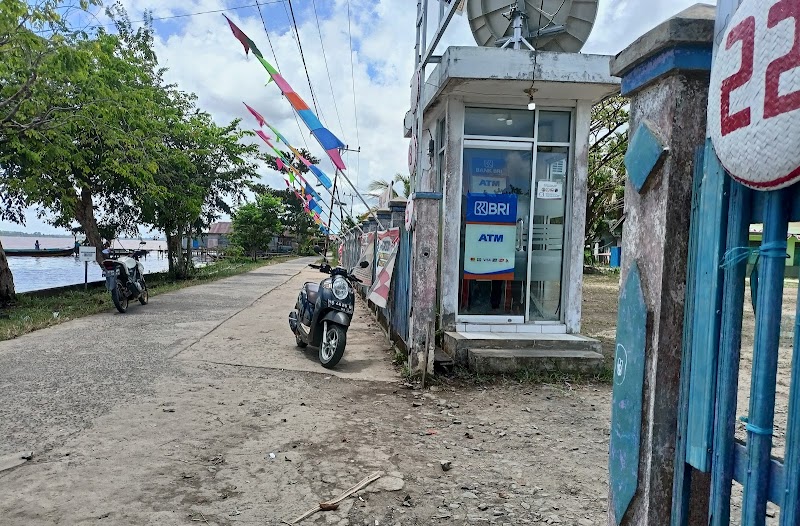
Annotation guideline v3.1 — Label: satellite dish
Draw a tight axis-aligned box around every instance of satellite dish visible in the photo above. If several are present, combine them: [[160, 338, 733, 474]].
[[467, 0, 599, 53]]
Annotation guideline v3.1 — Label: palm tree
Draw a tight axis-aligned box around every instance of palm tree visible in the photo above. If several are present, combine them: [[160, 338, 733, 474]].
[[367, 173, 411, 199]]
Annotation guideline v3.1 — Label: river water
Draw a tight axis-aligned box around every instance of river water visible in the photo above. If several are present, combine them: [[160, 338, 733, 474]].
[[2, 236, 170, 293]]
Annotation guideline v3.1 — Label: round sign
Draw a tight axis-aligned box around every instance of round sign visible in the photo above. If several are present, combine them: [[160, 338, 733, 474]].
[[404, 198, 414, 232], [708, 0, 800, 190], [408, 134, 418, 177]]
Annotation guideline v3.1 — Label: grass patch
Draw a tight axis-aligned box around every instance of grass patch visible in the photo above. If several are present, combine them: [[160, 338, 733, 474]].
[[0, 257, 295, 341], [440, 364, 613, 388]]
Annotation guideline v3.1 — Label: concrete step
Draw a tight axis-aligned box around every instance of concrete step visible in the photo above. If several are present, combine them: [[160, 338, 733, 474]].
[[441, 331, 605, 373], [468, 348, 605, 375], [443, 331, 602, 353]]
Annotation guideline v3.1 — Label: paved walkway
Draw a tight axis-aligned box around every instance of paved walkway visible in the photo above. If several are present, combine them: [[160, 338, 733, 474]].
[[0, 257, 395, 458]]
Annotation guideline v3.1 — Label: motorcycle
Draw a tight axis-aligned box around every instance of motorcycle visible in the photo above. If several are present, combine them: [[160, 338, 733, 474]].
[[288, 261, 369, 368], [102, 249, 149, 313]]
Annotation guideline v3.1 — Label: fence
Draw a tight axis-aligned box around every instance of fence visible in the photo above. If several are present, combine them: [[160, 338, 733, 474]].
[[339, 224, 412, 351]]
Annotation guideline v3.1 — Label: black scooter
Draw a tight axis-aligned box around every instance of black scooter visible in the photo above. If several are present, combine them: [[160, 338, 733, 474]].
[[288, 261, 368, 368]]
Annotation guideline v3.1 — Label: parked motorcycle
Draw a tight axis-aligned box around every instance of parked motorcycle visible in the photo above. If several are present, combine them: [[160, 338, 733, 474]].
[[288, 261, 368, 368], [102, 249, 149, 313]]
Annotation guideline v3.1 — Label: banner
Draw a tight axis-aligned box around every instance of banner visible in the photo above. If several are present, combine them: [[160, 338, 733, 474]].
[[463, 193, 517, 280], [368, 228, 401, 308], [353, 232, 375, 286]]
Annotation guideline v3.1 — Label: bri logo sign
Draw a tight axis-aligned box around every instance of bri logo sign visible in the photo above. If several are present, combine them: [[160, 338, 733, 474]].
[[474, 201, 510, 217], [466, 193, 517, 224]]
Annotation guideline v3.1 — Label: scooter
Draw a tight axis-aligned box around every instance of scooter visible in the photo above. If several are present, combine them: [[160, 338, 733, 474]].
[[102, 249, 149, 313], [288, 260, 369, 368]]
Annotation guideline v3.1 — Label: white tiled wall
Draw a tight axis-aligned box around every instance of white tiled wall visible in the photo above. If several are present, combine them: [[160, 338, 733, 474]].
[[458, 323, 568, 334]]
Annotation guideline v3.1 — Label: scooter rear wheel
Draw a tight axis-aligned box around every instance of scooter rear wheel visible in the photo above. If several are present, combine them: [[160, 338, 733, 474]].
[[138, 279, 149, 305], [111, 283, 128, 313], [319, 324, 346, 369]]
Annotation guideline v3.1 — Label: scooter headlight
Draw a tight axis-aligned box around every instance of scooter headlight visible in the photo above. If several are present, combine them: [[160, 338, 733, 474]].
[[332, 277, 349, 300]]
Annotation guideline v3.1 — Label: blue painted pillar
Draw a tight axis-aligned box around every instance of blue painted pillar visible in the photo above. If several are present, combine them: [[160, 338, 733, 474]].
[[609, 5, 716, 525], [782, 254, 800, 526], [742, 189, 790, 525], [709, 179, 752, 526]]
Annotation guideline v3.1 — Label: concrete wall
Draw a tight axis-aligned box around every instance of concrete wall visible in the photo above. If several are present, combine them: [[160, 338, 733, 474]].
[[440, 96, 466, 331]]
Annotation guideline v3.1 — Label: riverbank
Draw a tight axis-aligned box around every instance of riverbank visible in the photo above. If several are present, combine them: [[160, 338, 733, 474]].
[[0, 257, 295, 341]]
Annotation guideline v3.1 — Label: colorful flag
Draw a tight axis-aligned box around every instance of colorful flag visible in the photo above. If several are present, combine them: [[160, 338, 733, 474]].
[[244, 102, 267, 127], [224, 16, 347, 170], [245, 105, 334, 190]]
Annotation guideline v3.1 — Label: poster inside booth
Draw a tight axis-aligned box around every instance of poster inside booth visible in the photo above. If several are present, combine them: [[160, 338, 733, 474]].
[[463, 193, 517, 280]]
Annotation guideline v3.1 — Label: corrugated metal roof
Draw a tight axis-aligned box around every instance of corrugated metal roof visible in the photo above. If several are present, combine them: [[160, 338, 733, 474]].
[[208, 222, 232, 235]]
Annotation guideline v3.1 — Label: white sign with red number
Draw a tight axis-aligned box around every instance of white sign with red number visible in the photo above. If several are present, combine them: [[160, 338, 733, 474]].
[[708, 0, 800, 190]]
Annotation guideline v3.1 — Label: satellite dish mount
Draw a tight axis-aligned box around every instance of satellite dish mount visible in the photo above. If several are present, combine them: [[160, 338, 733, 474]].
[[498, 0, 535, 51]]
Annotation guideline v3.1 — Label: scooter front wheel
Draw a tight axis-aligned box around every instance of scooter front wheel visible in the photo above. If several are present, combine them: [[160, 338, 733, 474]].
[[295, 332, 308, 348], [319, 324, 346, 369]]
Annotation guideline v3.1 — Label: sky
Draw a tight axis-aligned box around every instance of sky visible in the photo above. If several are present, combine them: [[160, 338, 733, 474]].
[[4, 0, 718, 235]]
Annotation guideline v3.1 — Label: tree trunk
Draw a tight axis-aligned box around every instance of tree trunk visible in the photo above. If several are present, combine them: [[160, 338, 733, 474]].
[[165, 231, 175, 275], [73, 187, 105, 265], [176, 227, 186, 279], [0, 239, 17, 305]]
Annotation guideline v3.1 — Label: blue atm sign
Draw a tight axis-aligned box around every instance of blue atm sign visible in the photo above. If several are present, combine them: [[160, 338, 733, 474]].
[[464, 193, 518, 281]]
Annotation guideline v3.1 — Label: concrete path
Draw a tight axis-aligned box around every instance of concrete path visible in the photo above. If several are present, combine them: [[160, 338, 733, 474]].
[[0, 257, 396, 458], [176, 270, 397, 382]]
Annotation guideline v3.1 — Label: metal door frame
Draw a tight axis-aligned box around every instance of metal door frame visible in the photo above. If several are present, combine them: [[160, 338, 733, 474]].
[[458, 139, 535, 324]]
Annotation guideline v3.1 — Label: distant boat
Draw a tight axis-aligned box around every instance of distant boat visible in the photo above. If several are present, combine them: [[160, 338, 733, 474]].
[[5, 247, 75, 257]]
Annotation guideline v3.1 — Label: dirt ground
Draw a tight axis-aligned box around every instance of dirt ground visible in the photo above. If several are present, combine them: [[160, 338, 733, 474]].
[[580, 272, 800, 524], [4, 263, 792, 525], [0, 264, 613, 526]]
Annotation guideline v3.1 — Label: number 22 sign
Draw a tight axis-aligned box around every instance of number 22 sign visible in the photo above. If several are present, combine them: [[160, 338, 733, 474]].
[[709, 0, 800, 190]]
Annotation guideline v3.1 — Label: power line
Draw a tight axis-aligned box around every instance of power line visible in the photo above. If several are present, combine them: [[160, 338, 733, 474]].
[[255, 1, 281, 73], [310, 0, 346, 140], [285, 0, 323, 118], [75, 1, 286, 30], [253, 0, 311, 152], [346, 0, 361, 185]]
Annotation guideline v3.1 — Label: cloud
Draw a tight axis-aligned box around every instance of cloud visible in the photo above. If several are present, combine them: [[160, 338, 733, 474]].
[[3, 0, 717, 234]]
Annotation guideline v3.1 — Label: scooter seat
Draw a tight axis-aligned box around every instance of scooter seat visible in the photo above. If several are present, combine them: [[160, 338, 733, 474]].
[[304, 282, 320, 304]]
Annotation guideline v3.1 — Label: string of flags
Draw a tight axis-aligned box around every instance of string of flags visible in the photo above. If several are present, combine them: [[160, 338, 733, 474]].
[[224, 15, 347, 172], [223, 13, 376, 234]]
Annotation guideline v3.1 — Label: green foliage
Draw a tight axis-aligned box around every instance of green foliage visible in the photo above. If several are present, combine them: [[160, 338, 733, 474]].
[[230, 193, 284, 259], [587, 96, 628, 248], [0, 0, 102, 223], [367, 173, 410, 199], [0, 1, 262, 295], [267, 188, 322, 255]]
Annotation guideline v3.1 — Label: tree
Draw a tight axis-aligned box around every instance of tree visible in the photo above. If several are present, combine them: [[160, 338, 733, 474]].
[[141, 88, 261, 278], [367, 173, 410, 199], [230, 194, 284, 260], [0, 0, 100, 303], [263, 148, 324, 252], [1, 0, 101, 142], [4, 5, 169, 268], [586, 96, 628, 251], [266, 188, 321, 255]]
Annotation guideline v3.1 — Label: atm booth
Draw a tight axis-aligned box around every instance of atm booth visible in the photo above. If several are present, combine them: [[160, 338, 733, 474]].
[[410, 46, 619, 337]]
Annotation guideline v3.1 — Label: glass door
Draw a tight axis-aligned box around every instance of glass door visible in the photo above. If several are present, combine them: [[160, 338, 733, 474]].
[[527, 110, 572, 322], [458, 142, 533, 322]]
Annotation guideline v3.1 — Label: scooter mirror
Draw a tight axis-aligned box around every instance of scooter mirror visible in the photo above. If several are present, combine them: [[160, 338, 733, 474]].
[[313, 245, 322, 254], [359, 261, 369, 268]]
